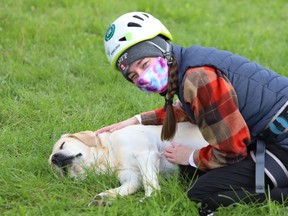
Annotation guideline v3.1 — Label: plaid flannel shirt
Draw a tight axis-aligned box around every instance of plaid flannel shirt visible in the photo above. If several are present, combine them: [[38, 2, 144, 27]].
[[140, 66, 251, 171]]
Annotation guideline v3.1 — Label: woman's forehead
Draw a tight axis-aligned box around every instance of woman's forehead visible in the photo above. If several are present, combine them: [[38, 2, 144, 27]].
[[130, 57, 156, 69]]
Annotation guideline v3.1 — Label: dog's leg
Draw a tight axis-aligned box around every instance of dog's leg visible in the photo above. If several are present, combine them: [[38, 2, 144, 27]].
[[89, 171, 141, 206], [134, 150, 161, 197]]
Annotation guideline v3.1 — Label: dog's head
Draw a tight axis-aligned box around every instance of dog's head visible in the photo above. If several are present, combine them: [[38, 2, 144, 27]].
[[49, 131, 108, 178]]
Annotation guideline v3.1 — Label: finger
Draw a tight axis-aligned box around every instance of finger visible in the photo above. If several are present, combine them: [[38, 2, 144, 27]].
[[164, 147, 173, 153], [96, 127, 109, 134], [171, 142, 178, 148], [166, 156, 175, 163], [164, 151, 172, 157], [95, 129, 104, 135], [95, 125, 114, 134], [110, 124, 124, 132]]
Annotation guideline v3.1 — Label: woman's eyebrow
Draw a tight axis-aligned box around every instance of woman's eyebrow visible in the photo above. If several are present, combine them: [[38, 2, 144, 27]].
[[128, 58, 146, 74], [135, 58, 145, 67]]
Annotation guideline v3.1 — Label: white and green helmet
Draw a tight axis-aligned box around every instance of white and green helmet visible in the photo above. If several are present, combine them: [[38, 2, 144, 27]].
[[104, 12, 173, 71]]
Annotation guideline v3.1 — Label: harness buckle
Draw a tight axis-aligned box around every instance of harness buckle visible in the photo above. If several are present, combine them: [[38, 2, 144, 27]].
[[266, 102, 288, 137]]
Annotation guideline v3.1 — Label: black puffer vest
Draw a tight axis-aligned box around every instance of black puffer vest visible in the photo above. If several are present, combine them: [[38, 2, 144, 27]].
[[173, 45, 288, 141]]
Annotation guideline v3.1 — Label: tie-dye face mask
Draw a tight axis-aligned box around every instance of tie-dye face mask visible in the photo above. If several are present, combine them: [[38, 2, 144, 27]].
[[136, 57, 168, 93]]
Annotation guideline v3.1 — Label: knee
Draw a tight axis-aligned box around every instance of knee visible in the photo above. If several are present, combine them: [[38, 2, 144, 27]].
[[187, 183, 207, 202], [188, 185, 220, 213]]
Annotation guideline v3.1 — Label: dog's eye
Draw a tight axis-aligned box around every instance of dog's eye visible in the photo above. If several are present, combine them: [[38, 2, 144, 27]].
[[76, 153, 82, 158], [60, 142, 65, 150]]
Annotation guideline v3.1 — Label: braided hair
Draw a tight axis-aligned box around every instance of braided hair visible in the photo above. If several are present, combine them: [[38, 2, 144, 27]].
[[161, 57, 179, 141]]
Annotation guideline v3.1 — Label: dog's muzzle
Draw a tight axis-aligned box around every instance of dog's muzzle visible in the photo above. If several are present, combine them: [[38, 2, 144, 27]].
[[51, 153, 82, 175]]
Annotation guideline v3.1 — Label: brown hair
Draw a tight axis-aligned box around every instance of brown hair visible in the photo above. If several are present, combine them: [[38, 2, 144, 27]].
[[161, 58, 179, 141]]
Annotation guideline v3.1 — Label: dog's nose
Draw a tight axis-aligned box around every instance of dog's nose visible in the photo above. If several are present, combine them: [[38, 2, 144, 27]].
[[51, 153, 72, 167], [51, 153, 62, 165]]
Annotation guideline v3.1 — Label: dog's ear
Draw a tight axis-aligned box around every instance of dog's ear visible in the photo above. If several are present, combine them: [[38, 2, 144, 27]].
[[65, 131, 99, 147]]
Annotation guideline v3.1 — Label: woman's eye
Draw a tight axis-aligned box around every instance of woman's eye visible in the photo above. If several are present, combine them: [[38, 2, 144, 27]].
[[142, 61, 149, 68], [128, 73, 138, 81]]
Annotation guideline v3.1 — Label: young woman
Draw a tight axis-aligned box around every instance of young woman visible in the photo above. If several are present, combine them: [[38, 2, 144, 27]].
[[99, 12, 288, 215]]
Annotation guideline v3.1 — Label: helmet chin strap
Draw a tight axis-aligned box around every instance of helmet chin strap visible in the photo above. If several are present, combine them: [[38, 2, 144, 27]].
[[146, 40, 173, 67]]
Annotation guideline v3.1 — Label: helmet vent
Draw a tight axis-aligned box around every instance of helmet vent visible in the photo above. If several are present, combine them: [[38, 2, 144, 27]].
[[132, 15, 144, 21], [127, 22, 142, 27], [119, 37, 127, 41], [142, 13, 149, 18]]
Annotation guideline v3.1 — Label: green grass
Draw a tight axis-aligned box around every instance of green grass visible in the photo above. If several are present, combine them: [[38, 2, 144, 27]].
[[0, 0, 287, 215]]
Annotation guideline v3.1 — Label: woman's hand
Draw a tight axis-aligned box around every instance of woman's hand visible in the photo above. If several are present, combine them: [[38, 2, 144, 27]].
[[164, 142, 193, 165], [95, 116, 140, 135]]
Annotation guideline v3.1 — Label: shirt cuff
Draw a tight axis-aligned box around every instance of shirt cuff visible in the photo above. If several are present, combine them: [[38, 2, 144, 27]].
[[188, 150, 197, 167], [134, 114, 142, 124]]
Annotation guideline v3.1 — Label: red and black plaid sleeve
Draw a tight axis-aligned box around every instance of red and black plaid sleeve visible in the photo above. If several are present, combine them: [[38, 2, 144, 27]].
[[183, 67, 250, 171], [140, 103, 190, 125]]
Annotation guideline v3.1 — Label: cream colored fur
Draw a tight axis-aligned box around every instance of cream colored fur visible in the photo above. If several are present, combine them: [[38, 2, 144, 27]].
[[49, 122, 208, 205]]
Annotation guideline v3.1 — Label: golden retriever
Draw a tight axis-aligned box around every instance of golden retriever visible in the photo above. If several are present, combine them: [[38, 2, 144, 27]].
[[49, 122, 208, 205]]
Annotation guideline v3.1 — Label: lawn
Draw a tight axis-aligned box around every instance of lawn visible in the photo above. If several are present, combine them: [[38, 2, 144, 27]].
[[0, 0, 287, 215]]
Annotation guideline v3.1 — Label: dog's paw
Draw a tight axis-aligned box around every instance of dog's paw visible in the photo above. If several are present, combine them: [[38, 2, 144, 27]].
[[139, 197, 147, 203], [138, 190, 159, 203], [88, 194, 113, 207]]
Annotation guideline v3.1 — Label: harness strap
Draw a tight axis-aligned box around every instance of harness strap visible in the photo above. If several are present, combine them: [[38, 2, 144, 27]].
[[253, 101, 288, 193], [251, 147, 288, 192], [255, 139, 265, 193]]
